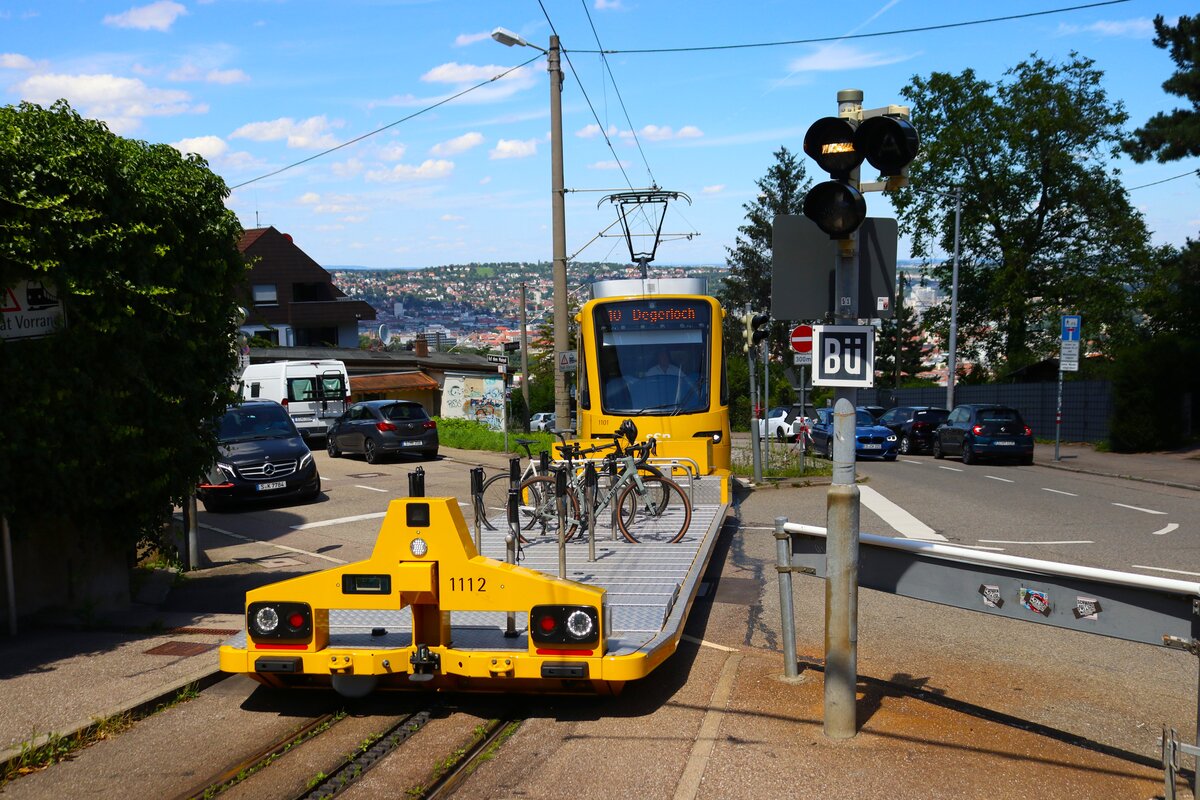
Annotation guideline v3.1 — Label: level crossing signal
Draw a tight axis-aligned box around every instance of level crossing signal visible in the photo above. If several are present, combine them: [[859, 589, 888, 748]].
[[802, 112, 919, 239], [742, 311, 770, 353]]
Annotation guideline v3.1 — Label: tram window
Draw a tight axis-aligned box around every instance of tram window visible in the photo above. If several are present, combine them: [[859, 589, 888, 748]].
[[578, 347, 590, 410]]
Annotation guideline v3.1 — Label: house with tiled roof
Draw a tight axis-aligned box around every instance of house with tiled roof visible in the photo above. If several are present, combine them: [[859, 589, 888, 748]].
[[237, 227, 375, 348]]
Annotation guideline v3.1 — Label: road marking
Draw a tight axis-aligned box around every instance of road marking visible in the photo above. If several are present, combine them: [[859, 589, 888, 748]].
[[1150, 523, 1179, 536], [178, 516, 348, 564], [292, 512, 387, 530], [354, 484, 388, 493], [859, 485, 947, 541], [674, 652, 742, 800], [1041, 487, 1078, 497], [902, 459, 922, 464], [985, 475, 1014, 483], [1133, 564, 1200, 578], [978, 539, 1093, 545], [938, 466, 963, 472], [681, 634, 738, 652], [1111, 502, 1167, 515]]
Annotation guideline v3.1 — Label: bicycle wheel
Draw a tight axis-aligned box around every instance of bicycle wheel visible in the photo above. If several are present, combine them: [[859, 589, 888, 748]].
[[478, 473, 515, 531], [515, 476, 580, 545], [615, 475, 691, 544]]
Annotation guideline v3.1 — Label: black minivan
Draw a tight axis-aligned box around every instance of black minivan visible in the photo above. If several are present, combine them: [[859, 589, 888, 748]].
[[933, 404, 1034, 465], [197, 400, 321, 512]]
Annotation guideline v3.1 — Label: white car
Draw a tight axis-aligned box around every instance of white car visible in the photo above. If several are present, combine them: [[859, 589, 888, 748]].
[[530, 412, 554, 432], [757, 407, 792, 441]]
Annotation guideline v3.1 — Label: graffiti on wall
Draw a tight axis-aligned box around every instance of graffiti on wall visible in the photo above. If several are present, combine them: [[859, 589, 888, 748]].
[[440, 373, 505, 430]]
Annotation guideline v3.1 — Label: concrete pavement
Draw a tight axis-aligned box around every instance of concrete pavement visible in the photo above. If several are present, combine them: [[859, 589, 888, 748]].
[[0, 441, 1195, 797]]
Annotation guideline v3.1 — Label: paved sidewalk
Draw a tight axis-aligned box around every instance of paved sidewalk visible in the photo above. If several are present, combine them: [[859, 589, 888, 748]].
[[0, 443, 1195, 797]]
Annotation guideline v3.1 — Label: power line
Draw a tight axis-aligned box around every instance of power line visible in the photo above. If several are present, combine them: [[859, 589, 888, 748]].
[[229, 56, 541, 190], [1128, 169, 1199, 191], [571, 0, 1132, 55]]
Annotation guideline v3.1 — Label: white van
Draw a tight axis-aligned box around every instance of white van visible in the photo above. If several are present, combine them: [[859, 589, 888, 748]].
[[239, 360, 350, 440]]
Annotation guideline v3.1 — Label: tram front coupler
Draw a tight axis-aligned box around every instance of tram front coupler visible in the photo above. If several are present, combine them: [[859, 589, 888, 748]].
[[220, 497, 608, 684]]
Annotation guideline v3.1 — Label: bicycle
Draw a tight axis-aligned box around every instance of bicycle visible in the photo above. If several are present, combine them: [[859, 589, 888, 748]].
[[514, 420, 692, 545], [477, 434, 561, 531]]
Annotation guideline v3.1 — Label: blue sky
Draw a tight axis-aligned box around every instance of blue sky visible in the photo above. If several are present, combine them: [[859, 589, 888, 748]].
[[3, 0, 1197, 268]]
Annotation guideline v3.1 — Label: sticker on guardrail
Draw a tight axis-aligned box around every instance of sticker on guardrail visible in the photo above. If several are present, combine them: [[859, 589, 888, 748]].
[[1020, 587, 1051, 616]]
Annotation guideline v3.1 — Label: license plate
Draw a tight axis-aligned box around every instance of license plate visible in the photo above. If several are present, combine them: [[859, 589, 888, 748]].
[[403, 440, 423, 446], [257, 481, 287, 491], [994, 440, 1015, 446], [861, 443, 881, 450]]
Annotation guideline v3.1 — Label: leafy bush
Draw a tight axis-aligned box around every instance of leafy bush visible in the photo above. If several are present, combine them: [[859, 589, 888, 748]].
[[1109, 334, 1200, 451], [434, 418, 557, 454]]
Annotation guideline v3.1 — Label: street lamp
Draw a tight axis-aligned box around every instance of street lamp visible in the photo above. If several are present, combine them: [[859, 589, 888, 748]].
[[945, 187, 962, 410], [492, 27, 570, 431]]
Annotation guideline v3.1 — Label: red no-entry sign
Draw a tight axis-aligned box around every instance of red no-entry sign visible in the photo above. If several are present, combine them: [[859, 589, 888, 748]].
[[790, 324, 813, 354]]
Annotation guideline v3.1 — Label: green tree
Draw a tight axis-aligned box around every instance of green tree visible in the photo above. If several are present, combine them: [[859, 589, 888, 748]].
[[717, 146, 812, 358], [1124, 14, 1200, 164], [876, 273, 926, 386], [893, 54, 1156, 372], [0, 100, 245, 547]]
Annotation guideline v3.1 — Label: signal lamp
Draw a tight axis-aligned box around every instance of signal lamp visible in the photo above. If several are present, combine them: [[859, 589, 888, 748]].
[[803, 181, 867, 239]]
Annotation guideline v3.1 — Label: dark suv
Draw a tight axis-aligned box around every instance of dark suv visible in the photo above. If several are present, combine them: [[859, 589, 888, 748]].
[[934, 404, 1034, 465], [198, 401, 321, 512], [877, 406, 950, 455]]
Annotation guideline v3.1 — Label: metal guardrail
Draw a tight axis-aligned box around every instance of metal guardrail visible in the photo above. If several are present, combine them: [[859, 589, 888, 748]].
[[775, 519, 1200, 795]]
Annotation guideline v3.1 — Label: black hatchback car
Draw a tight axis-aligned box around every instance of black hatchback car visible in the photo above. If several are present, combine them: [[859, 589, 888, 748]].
[[877, 406, 950, 455], [198, 401, 321, 512], [327, 400, 439, 463], [933, 404, 1034, 465]]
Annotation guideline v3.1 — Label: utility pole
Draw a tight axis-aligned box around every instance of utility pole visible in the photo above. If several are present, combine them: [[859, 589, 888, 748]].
[[548, 35, 570, 428], [946, 187, 962, 410], [520, 282, 530, 432]]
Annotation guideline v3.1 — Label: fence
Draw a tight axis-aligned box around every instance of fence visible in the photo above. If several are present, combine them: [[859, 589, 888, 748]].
[[859, 380, 1113, 443]]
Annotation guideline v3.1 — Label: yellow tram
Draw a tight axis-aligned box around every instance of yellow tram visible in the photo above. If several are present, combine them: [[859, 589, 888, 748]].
[[219, 277, 732, 695]]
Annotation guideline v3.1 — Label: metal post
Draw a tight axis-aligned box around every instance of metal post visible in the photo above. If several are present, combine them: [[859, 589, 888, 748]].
[[520, 282, 531, 432], [555, 467, 567, 579], [470, 467, 484, 554], [2, 516, 16, 636], [408, 467, 425, 498], [775, 517, 798, 679], [748, 306, 763, 484], [799, 366, 808, 473], [549, 35, 570, 427], [1055, 367, 1063, 462], [585, 462, 597, 563], [505, 488, 519, 637], [186, 492, 199, 571], [825, 398, 860, 738], [946, 187, 962, 410], [503, 369, 510, 454], [763, 341, 771, 470]]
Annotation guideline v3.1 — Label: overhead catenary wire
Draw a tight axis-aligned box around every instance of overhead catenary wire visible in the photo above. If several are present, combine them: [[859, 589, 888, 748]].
[[1127, 169, 1199, 191], [569, 0, 1132, 55], [230, 55, 541, 190]]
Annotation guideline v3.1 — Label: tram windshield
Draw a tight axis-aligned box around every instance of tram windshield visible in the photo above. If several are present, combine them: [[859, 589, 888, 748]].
[[592, 298, 711, 415]]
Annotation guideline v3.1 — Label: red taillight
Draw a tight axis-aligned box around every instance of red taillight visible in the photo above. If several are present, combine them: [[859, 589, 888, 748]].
[[376, 421, 397, 432], [344, 395, 351, 404], [971, 425, 983, 435], [539, 615, 556, 633], [1024, 425, 1033, 436], [913, 422, 928, 431], [288, 612, 306, 628], [422, 420, 437, 429], [280, 397, 288, 407]]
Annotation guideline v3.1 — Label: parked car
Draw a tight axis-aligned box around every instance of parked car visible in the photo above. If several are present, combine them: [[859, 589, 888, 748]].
[[539, 413, 578, 433], [877, 406, 951, 455], [861, 405, 886, 421], [239, 359, 349, 441], [327, 400, 439, 463], [810, 407, 898, 461], [530, 412, 554, 432], [197, 400, 321, 513], [758, 406, 792, 441], [934, 404, 1034, 465]]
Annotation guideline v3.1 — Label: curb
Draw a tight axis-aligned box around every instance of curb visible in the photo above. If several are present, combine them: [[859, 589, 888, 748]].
[[1034, 459, 1200, 493]]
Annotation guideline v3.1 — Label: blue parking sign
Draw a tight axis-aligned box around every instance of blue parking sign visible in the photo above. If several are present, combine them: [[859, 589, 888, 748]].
[[1061, 315, 1081, 342]]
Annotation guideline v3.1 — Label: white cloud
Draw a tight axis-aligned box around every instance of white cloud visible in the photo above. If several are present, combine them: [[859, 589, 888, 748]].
[[633, 124, 703, 141], [0, 53, 34, 70], [701, 184, 725, 194], [15, 72, 195, 133], [431, 131, 484, 156], [1056, 18, 1156, 38], [298, 192, 320, 205], [479, 176, 492, 185], [576, 123, 618, 139], [787, 42, 912, 72], [455, 31, 491, 47], [377, 142, 407, 161], [221, 150, 264, 170], [441, 214, 464, 221], [365, 159, 455, 181], [103, 1, 187, 32], [589, 159, 630, 170], [230, 116, 342, 149], [595, 0, 623, 9], [372, 65, 535, 108], [490, 138, 537, 159], [331, 158, 363, 178], [207, 68, 248, 84], [341, 215, 366, 224], [171, 135, 227, 160], [422, 62, 513, 84]]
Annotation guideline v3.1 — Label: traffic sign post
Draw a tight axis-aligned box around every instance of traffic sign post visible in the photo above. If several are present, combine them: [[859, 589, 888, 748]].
[[1056, 314, 1081, 462], [812, 325, 875, 388], [791, 323, 813, 366]]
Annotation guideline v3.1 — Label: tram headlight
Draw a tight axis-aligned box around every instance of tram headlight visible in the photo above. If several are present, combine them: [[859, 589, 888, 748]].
[[565, 609, 595, 640], [529, 604, 600, 647], [410, 537, 429, 558], [248, 601, 313, 643]]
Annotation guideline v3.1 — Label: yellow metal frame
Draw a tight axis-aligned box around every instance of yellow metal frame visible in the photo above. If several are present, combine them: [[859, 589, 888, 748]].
[[220, 496, 706, 693], [575, 293, 730, 473]]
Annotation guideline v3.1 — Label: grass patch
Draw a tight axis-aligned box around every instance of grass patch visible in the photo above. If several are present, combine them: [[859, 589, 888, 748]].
[[733, 443, 833, 480], [434, 417, 557, 454]]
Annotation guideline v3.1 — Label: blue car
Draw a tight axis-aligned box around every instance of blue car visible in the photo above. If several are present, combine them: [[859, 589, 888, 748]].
[[810, 407, 899, 461], [934, 404, 1034, 465]]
